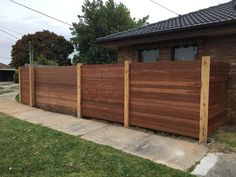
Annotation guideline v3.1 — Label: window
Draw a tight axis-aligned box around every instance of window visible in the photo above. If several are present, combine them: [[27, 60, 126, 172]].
[[140, 49, 159, 62], [174, 46, 198, 61]]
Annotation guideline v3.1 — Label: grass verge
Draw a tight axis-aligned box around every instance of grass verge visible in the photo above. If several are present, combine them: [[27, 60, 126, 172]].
[[0, 83, 11, 86], [0, 90, 12, 95], [10, 85, 19, 90], [210, 128, 236, 153], [0, 112, 195, 177]]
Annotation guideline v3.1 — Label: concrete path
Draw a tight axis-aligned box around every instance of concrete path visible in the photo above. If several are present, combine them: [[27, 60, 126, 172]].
[[192, 153, 236, 177], [0, 83, 208, 171]]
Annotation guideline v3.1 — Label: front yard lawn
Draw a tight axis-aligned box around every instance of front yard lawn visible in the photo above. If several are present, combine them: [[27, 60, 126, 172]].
[[0, 113, 194, 177]]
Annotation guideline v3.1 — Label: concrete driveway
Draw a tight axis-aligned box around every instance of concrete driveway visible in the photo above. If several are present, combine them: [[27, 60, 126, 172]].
[[192, 153, 236, 177], [0, 82, 209, 172]]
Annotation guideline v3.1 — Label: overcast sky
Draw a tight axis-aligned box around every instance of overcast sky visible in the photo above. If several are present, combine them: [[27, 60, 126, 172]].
[[0, 0, 229, 65]]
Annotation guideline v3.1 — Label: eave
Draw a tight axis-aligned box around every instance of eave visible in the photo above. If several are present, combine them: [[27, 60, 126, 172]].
[[96, 21, 236, 49]]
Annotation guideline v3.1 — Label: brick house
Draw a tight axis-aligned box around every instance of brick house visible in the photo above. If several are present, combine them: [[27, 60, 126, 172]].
[[97, 0, 236, 120]]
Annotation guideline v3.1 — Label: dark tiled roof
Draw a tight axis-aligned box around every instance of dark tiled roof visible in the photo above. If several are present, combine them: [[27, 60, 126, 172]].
[[97, 1, 236, 43]]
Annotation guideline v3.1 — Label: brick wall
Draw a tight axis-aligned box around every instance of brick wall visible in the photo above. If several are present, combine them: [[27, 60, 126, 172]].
[[159, 47, 172, 60], [117, 47, 138, 63], [117, 34, 236, 121], [118, 45, 172, 62]]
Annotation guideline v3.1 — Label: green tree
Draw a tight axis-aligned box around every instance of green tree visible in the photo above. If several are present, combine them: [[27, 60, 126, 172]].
[[71, 0, 149, 64], [10, 30, 74, 68], [33, 54, 58, 66]]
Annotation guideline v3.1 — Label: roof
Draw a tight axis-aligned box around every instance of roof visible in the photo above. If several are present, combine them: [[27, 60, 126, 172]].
[[0, 63, 10, 69], [97, 1, 236, 43], [0, 69, 16, 71]]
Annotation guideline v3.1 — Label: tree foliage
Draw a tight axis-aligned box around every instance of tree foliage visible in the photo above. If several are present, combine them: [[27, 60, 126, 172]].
[[10, 30, 74, 68], [33, 54, 58, 66], [71, 0, 149, 64]]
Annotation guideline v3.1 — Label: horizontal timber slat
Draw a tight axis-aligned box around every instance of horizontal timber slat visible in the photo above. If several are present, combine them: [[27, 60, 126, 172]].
[[208, 61, 229, 134], [130, 61, 201, 138], [81, 64, 124, 123], [34, 66, 77, 115], [20, 68, 30, 105]]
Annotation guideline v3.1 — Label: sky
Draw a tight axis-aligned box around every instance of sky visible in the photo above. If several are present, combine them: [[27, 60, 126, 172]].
[[0, 0, 229, 65]]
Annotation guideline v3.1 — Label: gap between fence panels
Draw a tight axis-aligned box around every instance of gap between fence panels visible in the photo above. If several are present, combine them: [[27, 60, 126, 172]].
[[18, 56, 229, 143]]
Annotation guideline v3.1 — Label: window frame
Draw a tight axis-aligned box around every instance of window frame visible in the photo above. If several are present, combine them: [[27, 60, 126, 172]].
[[138, 48, 160, 62], [172, 45, 199, 61]]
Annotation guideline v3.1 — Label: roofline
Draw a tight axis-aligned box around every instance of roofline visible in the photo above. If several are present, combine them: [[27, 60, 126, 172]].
[[96, 19, 236, 44], [0, 69, 16, 71]]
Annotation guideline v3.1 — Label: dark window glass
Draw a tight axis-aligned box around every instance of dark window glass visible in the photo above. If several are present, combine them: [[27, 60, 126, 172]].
[[142, 49, 159, 62], [174, 46, 198, 61]]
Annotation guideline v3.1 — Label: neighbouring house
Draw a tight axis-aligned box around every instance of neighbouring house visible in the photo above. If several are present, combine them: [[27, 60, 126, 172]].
[[0, 63, 16, 81], [97, 0, 236, 120]]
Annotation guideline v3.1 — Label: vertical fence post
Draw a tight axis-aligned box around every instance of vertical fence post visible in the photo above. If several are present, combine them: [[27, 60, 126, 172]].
[[29, 64, 34, 107], [77, 63, 82, 118], [199, 56, 211, 143], [124, 60, 131, 128], [18, 67, 22, 102]]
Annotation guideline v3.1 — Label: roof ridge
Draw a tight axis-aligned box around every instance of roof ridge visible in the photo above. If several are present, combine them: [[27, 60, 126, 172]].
[[184, 1, 231, 16], [97, 0, 235, 42]]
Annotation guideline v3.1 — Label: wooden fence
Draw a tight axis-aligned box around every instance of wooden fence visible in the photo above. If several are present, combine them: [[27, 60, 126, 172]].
[[20, 67, 29, 105], [130, 61, 202, 139], [82, 64, 124, 123], [18, 56, 229, 143], [35, 66, 77, 114], [208, 61, 229, 134]]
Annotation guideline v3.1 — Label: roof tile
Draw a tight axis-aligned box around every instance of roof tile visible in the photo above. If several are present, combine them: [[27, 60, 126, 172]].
[[97, 1, 236, 43]]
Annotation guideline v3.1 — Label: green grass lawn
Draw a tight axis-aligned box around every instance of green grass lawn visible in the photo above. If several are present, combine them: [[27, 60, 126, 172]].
[[210, 128, 236, 153], [0, 113, 195, 177]]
